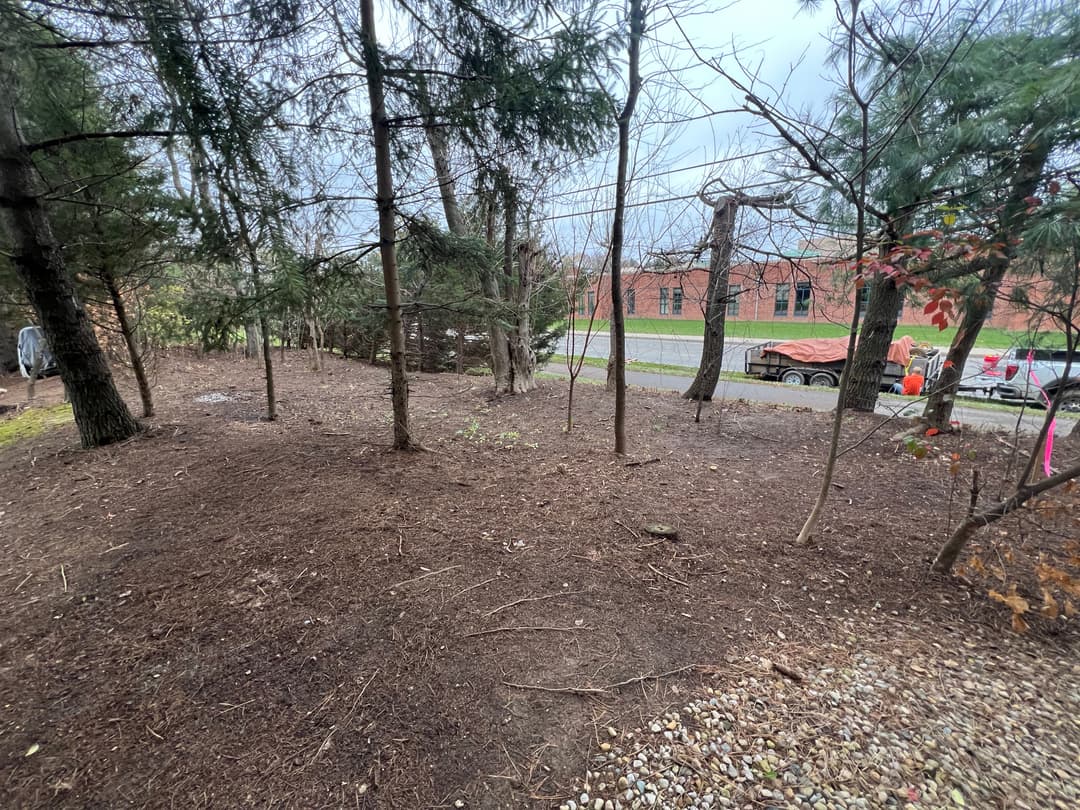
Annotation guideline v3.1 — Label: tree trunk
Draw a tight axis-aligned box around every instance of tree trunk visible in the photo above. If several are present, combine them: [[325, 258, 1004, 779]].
[[843, 273, 901, 410], [244, 321, 260, 358], [307, 314, 322, 371], [609, 0, 644, 455], [360, 0, 412, 449], [483, 200, 511, 392], [684, 197, 737, 402], [455, 328, 466, 374], [922, 140, 1051, 430], [0, 81, 140, 448], [508, 241, 538, 393], [422, 96, 466, 237], [921, 271, 1003, 430], [0, 318, 18, 374], [103, 271, 154, 418]]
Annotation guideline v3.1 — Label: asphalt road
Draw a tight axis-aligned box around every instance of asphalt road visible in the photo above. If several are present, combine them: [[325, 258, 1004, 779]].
[[559, 331, 992, 380], [545, 348, 1052, 434]]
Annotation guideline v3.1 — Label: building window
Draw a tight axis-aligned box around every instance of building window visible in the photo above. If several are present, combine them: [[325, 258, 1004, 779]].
[[625, 288, 636, 315], [774, 283, 790, 317], [587, 291, 596, 315], [672, 286, 683, 315], [859, 285, 870, 318], [659, 287, 669, 315], [577, 294, 585, 316], [794, 282, 811, 317], [727, 284, 741, 317]]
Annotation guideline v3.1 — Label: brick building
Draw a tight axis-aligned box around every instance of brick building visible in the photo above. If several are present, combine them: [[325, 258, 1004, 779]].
[[576, 258, 1042, 332]]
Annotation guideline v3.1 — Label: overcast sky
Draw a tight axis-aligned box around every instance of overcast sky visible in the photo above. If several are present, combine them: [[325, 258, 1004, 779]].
[[538, 0, 838, 263]]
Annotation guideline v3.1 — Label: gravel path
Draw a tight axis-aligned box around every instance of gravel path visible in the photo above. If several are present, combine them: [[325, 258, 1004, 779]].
[[564, 622, 1079, 810]]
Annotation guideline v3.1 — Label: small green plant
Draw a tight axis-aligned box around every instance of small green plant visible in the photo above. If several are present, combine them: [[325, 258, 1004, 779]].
[[456, 418, 485, 442]]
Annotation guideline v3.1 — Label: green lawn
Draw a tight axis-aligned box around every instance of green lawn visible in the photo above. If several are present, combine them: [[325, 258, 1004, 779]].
[[565, 318, 1057, 351]]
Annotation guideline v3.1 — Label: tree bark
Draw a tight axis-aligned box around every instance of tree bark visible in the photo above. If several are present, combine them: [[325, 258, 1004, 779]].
[[609, 0, 644, 455], [360, 0, 412, 449], [0, 318, 17, 374], [922, 140, 1051, 430], [921, 270, 1003, 430], [483, 199, 511, 392], [0, 80, 140, 447], [684, 197, 737, 402], [103, 270, 154, 418], [508, 241, 538, 393], [843, 272, 901, 410], [421, 90, 466, 237]]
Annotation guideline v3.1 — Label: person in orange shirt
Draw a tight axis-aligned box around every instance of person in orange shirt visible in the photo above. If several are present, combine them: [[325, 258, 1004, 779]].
[[891, 369, 925, 395]]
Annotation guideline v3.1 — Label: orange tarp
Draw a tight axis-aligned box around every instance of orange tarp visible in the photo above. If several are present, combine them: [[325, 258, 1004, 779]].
[[764, 335, 914, 367]]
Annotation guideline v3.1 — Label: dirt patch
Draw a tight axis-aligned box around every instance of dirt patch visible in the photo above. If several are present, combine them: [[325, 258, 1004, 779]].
[[0, 351, 1076, 808]]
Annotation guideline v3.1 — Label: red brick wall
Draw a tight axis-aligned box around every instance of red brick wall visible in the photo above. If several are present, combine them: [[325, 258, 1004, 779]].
[[575, 261, 1042, 332]]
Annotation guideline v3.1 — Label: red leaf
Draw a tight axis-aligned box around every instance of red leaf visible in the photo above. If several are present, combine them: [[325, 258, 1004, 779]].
[[943, 360, 955, 369], [925, 428, 940, 436], [923, 300, 938, 314], [1049, 180, 1061, 195]]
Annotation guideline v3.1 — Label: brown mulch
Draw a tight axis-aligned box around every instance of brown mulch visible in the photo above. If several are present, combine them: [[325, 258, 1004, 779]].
[[0, 351, 1075, 809]]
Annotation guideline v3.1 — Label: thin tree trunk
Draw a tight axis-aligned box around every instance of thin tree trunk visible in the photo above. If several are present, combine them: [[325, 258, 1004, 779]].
[[455, 328, 465, 374], [103, 271, 154, 418], [843, 273, 901, 410], [360, 0, 412, 449], [795, 15, 870, 546], [609, 0, 644, 455], [0, 80, 140, 447]]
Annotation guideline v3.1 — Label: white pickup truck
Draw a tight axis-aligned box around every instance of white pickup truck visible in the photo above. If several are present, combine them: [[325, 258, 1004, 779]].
[[995, 348, 1080, 412]]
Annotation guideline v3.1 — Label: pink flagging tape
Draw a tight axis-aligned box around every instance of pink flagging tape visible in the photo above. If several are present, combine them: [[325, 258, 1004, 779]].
[[1026, 350, 1055, 476]]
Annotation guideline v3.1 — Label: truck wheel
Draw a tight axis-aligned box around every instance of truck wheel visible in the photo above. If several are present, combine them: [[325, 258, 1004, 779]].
[[1060, 387, 1080, 413], [809, 372, 835, 387], [780, 370, 805, 386]]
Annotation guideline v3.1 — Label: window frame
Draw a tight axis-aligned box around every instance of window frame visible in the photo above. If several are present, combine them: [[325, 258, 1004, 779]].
[[794, 281, 811, 317], [774, 283, 790, 317]]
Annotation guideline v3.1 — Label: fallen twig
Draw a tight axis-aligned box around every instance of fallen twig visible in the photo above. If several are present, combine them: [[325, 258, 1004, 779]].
[[13, 573, 32, 594], [482, 591, 581, 618], [464, 625, 592, 638], [625, 457, 661, 468], [449, 576, 499, 600], [770, 660, 805, 682], [504, 664, 701, 696], [647, 563, 689, 588], [614, 520, 641, 540], [386, 565, 460, 592], [59, 564, 67, 593]]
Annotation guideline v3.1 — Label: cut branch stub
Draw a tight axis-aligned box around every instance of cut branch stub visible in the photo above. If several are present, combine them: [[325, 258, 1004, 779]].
[[643, 523, 679, 541]]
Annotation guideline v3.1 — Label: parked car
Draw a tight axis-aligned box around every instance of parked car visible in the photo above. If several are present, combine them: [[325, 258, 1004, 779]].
[[995, 347, 1080, 412], [17, 326, 59, 379]]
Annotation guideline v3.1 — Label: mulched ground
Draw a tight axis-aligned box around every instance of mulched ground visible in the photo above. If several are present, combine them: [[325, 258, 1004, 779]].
[[0, 351, 1076, 809]]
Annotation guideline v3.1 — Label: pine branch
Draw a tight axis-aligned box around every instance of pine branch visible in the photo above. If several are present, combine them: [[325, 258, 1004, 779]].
[[28, 130, 177, 152]]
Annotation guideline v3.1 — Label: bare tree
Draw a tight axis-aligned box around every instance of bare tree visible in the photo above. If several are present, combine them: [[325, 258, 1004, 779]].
[[609, 0, 645, 455]]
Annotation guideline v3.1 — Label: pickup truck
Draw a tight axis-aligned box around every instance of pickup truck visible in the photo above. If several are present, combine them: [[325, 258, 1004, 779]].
[[995, 348, 1080, 412]]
